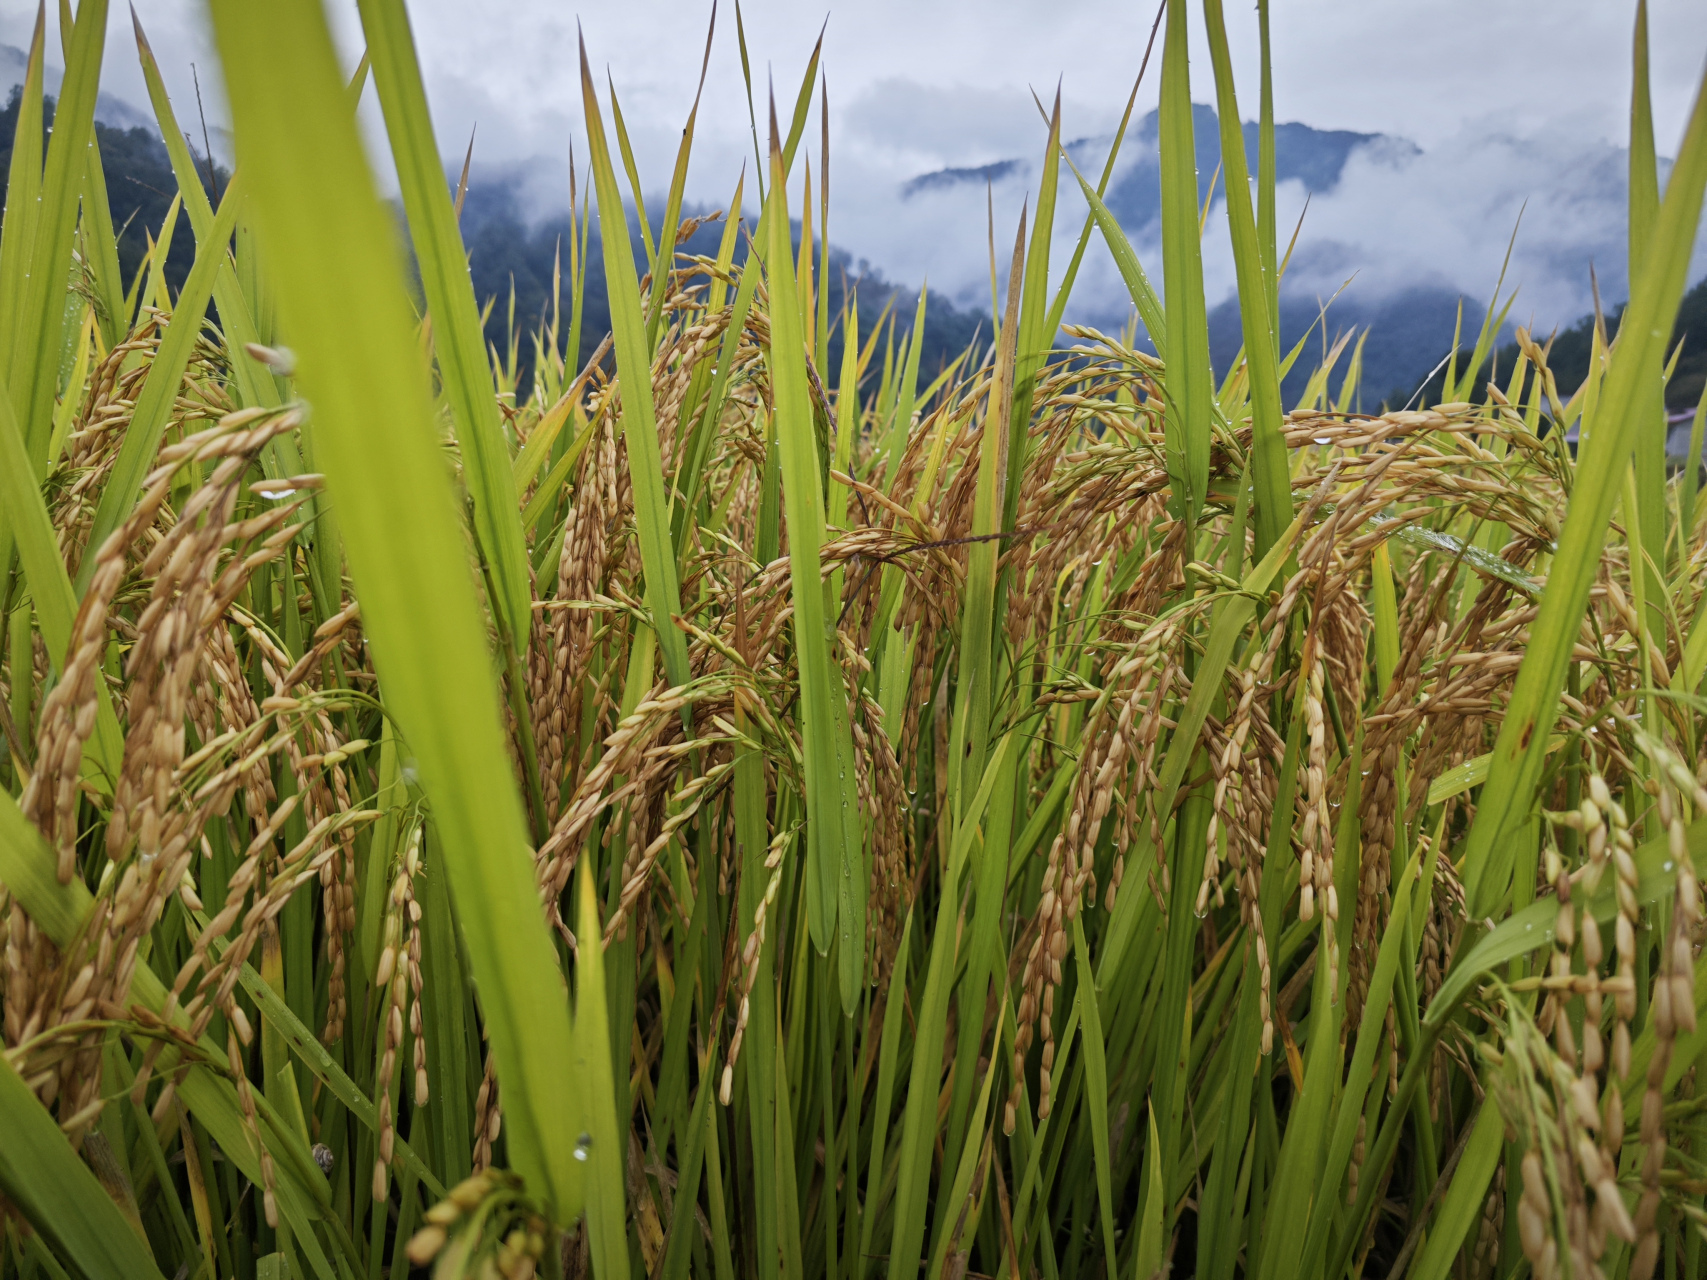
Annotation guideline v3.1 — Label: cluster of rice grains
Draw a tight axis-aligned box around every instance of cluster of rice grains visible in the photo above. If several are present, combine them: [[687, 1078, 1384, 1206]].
[[405, 1168, 551, 1278], [6, 189, 1707, 1280], [0, 393, 390, 1226], [372, 822, 428, 1201], [1488, 740, 1707, 1280], [1000, 380, 1555, 1138]]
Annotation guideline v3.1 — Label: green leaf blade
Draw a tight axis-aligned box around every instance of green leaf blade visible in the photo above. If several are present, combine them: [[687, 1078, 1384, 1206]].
[[207, 0, 584, 1224]]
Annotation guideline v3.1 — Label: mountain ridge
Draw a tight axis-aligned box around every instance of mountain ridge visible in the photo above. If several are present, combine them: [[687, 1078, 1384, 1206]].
[[901, 103, 1411, 237], [5, 53, 1699, 413]]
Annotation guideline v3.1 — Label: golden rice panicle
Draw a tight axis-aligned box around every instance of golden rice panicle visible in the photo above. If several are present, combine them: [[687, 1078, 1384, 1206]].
[[721, 820, 790, 1105], [1587, 772, 1639, 1081], [1516, 1147, 1558, 1280], [375, 822, 426, 1201], [1206, 656, 1270, 1050], [1625, 742, 1704, 1279], [851, 665, 910, 983], [1299, 648, 1335, 986], [1469, 1162, 1506, 1279], [473, 1031, 502, 1173], [1348, 596, 1440, 1028], [313, 710, 362, 1046]]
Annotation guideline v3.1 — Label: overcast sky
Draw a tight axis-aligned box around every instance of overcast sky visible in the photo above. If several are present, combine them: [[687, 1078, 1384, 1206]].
[[4, 1, 1706, 326], [17, 2, 1701, 155]]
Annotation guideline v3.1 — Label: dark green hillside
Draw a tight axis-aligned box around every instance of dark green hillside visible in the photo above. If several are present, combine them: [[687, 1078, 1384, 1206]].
[[3, 88, 983, 403], [12, 83, 1692, 417], [1526, 274, 1707, 411], [1393, 273, 1707, 412], [456, 177, 985, 402], [0, 87, 222, 300]]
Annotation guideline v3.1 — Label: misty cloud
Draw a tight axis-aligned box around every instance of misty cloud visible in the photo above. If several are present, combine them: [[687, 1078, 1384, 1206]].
[[1258, 115, 1693, 325], [3, 0, 1703, 377], [826, 84, 1706, 348]]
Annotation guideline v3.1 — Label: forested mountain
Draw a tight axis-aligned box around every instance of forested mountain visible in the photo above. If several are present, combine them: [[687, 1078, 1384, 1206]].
[[914, 102, 1467, 403], [907, 104, 1397, 235], [455, 177, 986, 396], [5, 78, 1700, 416], [1, 83, 984, 401], [1390, 274, 1707, 413], [0, 85, 219, 304]]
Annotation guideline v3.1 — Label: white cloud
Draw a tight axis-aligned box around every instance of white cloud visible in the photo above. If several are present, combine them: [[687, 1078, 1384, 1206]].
[[1253, 115, 1664, 325]]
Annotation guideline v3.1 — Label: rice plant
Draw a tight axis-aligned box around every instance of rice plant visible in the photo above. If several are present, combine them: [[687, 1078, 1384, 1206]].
[[2, 1, 1707, 1278]]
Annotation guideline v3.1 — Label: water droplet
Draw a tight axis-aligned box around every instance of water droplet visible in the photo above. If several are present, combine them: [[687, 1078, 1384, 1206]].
[[574, 1132, 593, 1161], [1665, 860, 1675, 871]]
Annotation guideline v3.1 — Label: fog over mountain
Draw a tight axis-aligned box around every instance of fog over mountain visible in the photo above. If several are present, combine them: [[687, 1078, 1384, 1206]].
[[442, 81, 1706, 401], [881, 93, 1707, 401], [5, 0, 1707, 403], [1, 38, 154, 131]]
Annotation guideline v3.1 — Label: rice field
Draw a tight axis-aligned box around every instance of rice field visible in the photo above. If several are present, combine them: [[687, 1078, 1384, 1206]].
[[2, 1, 1707, 1279]]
